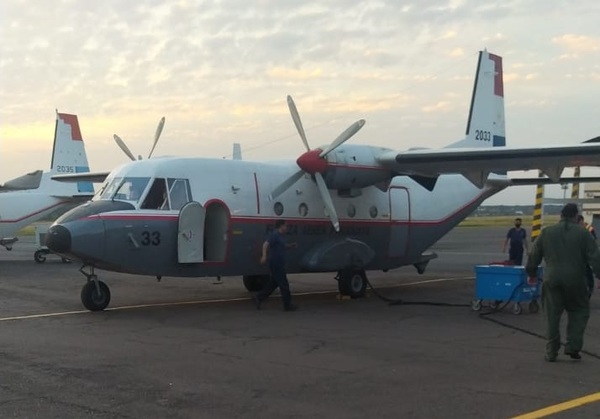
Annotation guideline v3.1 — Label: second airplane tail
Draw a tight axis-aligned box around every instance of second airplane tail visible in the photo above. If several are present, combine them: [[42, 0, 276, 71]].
[[50, 112, 94, 195]]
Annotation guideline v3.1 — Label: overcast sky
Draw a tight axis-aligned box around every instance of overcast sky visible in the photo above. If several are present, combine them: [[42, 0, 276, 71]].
[[1, 0, 599, 205]]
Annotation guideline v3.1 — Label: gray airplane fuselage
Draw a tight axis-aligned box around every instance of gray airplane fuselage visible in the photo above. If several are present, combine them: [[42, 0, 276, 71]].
[[48, 156, 503, 278]]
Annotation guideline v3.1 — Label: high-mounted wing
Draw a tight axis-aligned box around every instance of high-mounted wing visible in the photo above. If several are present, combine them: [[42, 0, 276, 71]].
[[0, 170, 43, 191], [377, 140, 600, 189]]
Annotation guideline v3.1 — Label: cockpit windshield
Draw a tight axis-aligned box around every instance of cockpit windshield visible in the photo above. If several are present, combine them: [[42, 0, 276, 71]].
[[96, 177, 150, 203]]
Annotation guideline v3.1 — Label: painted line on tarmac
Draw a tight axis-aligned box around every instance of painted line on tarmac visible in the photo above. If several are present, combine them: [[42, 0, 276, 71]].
[[0, 276, 472, 323], [511, 392, 600, 419]]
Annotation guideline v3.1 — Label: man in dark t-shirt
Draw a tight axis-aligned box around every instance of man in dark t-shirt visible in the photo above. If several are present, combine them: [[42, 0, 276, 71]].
[[502, 217, 528, 265], [254, 220, 298, 311]]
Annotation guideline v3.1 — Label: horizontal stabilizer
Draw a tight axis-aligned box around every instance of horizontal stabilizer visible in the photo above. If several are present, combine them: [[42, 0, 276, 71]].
[[543, 197, 600, 205], [0, 170, 43, 191], [52, 171, 111, 183], [506, 176, 600, 186]]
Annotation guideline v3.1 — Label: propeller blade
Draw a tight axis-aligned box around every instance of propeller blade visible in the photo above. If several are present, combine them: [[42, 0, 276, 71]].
[[148, 116, 165, 159], [319, 119, 366, 158], [314, 173, 339, 232], [113, 134, 136, 161], [269, 169, 305, 201], [287, 95, 310, 152]]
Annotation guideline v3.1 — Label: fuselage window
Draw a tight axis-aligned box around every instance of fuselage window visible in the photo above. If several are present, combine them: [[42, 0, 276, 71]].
[[274, 202, 284, 216], [299, 203, 308, 217], [347, 204, 356, 218], [98, 177, 122, 200], [98, 177, 150, 203], [142, 178, 168, 210], [369, 205, 378, 218], [168, 178, 192, 210]]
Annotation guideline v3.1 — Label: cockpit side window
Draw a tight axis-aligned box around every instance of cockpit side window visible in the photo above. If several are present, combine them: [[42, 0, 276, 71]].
[[142, 178, 168, 210], [167, 178, 192, 210], [97, 177, 122, 200]]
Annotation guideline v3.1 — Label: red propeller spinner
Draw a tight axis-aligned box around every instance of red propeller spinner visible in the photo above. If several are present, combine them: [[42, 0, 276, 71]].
[[268, 95, 365, 232]]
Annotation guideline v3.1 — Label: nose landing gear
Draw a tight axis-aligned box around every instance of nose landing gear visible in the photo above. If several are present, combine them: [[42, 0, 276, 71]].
[[79, 265, 111, 311]]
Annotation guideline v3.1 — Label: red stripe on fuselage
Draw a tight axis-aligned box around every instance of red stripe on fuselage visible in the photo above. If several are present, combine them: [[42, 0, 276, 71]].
[[0, 202, 65, 223], [95, 189, 489, 226], [89, 188, 488, 225]]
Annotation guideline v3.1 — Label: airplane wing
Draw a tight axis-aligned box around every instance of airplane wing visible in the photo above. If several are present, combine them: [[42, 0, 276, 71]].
[[51, 171, 111, 183], [377, 139, 600, 188], [0, 170, 43, 191]]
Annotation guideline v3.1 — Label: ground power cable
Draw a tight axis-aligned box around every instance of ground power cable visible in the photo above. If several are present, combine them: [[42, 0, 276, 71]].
[[365, 277, 600, 361]]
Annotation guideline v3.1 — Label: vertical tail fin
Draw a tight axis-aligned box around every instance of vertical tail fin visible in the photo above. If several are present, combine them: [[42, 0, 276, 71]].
[[232, 143, 242, 160], [51, 112, 93, 194], [448, 50, 506, 149]]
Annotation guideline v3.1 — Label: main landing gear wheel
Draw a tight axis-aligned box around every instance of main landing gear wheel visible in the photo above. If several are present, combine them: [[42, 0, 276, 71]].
[[337, 269, 367, 298], [34, 250, 47, 263], [81, 280, 111, 311], [243, 275, 270, 292]]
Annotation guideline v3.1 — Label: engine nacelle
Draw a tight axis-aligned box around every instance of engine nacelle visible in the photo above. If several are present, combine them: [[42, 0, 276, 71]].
[[322, 144, 394, 191]]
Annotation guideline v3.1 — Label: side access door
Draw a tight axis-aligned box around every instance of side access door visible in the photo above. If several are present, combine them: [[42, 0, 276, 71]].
[[178, 201, 205, 263], [388, 187, 410, 258]]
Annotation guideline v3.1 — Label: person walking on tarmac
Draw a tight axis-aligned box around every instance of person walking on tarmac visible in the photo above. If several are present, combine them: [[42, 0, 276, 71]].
[[502, 217, 528, 265], [254, 219, 298, 311], [526, 203, 600, 362], [578, 215, 597, 240], [577, 214, 597, 298]]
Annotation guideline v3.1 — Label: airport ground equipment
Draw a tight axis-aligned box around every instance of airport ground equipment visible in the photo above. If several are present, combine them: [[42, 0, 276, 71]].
[[34, 224, 69, 263], [471, 264, 542, 315]]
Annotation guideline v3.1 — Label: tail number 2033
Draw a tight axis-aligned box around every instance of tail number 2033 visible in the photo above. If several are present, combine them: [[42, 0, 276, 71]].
[[475, 130, 491, 141]]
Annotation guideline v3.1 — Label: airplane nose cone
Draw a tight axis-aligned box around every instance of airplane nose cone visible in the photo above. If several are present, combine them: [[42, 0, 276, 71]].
[[46, 225, 71, 254]]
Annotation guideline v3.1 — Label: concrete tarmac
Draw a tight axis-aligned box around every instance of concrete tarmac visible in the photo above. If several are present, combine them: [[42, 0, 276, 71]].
[[1, 226, 599, 418]]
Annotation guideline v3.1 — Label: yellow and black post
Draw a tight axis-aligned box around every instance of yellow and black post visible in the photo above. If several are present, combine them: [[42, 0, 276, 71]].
[[572, 167, 581, 200], [531, 170, 544, 242]]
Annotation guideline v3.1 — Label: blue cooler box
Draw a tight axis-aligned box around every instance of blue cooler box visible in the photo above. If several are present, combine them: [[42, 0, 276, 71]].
[[474, 265, 542, 303]]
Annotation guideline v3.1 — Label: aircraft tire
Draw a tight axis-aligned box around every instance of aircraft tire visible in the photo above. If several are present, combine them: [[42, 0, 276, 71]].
[[34, 250, 46, 263], [338, 269, 367, 298], [81, 280, 111, 311], [243, 275, 270, 292]]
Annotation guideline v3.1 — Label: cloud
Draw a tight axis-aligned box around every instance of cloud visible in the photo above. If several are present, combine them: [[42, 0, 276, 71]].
[[267, 67, 324, 81], [421, 101, 453, 113], [552, 34, 600, 53], [1, 0, 599, 204]]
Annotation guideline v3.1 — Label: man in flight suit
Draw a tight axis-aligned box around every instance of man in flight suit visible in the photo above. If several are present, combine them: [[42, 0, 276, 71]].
[[254, 219, 298, 311], [526, 203, 600, 362]]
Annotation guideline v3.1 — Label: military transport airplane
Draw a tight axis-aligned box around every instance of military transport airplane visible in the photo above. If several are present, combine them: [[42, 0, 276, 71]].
[[0, 112, 93, 251], [47, 50, 600, 312]]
